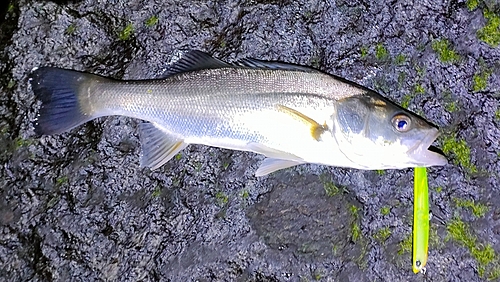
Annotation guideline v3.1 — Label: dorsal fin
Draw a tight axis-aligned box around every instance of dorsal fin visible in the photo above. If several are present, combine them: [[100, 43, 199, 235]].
[[234, 57, 320, 73], [161, 50, 319, 78], [162, 50, 232, 77]]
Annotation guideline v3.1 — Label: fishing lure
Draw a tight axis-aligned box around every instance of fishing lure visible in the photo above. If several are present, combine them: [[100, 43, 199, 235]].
[[413, 167, 430, 274]]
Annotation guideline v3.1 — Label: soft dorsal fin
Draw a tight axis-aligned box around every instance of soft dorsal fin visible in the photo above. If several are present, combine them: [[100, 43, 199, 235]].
[[234, 57, 320, 73], [162, 50, 232, 77]]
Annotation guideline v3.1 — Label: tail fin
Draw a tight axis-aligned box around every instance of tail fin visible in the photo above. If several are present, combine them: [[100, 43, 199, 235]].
[[30, 67, 97, 135]]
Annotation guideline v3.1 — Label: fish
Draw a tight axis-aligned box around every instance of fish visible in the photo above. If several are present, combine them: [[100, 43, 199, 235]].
[[30, 50, 447, 176], [413, 167, 430, 274]]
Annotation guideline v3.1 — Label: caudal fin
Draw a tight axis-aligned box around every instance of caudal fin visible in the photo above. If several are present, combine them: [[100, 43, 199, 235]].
[[30, 67, 96, 135]]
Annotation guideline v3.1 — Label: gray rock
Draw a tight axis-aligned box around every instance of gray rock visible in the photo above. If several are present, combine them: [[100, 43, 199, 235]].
[[1, 0, 499, 281]]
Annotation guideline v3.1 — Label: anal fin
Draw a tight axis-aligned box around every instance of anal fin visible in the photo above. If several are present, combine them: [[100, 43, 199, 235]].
[[255, 158, 304, 177], [138, 123, 187, 170]]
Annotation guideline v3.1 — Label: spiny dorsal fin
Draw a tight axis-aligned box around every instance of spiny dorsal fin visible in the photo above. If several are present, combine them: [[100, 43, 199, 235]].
[[162, 50, 232, 77], [276, 104, 328, 141], [234, 57, 320, 73], [163, 51, 319, 77]]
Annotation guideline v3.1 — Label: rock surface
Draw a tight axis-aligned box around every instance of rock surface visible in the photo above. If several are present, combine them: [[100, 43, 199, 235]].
[[1, 0, 500, 281]]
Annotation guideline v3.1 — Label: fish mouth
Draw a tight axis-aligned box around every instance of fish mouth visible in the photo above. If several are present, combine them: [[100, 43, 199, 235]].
[[407, 128, 448, 167]]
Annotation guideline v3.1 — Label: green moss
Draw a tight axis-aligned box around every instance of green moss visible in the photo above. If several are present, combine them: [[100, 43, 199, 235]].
[[429, 225, 444, 249], [310, 56, 321, 69], [65, 23, 76, 35], [215, 191, 229, 206], [397, 72, 406, 87], [445, 101, 458, 112], [441, 135, 477, 173], [375, 169, 385, 175], [172, 177, 181, 187], [6, 79, 15, 89], [432, 39, 460, 63], [473, 70, 491, 92], [324, 181, 340, 197], [348, 206, 366, 267], [152, 187, 161, 197], [447, 217, 500, 278], [443, 90, 458, 112], [415, 65, 426, 77], [0, 126, 9, 135], [447, 217, 474, 248], [454, 198, 489, 217], [374, 227, 391, 243], [475, 245, 496, 276], [331, 244, 339, 256], [375, 43, 389, 61], [7, 2, 15, 13], [312, 269, 323, 281], [414, 84, 425, 94], [351, 222, 361, 242], [349, 205, 361, 242], [350, 205, 360, 217], [477, 9, 500, 47], [14, 137, 32, 149], [398, 234, 412, 255], [303, 10, 313, 20], [118, 23, 134, 41], [298, 242, 320, 254], [395, 53, 406, 65], [56, 176, 68, 186], [46, 195, 60, 209], [401, 94, 412, 109], [466, 0, 479, 11], [435, 186, 443, 193], [241, 190, 249, 199], [145, 15, 159, 27], [194, 162, 203, 172], [175, 153, 182, 160], [380, 206, 391, 216], [496, 109, 500, 120], [488, 266, 500, 281], [360, 46, 368, 59]]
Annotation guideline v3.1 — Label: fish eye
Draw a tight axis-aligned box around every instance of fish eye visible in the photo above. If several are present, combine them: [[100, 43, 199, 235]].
[[391, 114, 411, 132]]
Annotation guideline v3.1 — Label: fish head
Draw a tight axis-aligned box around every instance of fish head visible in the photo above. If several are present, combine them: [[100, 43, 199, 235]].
[[333, 93, 448, 169]]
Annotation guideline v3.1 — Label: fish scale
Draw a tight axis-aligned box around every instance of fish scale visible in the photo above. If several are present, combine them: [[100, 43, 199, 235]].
[[30, 50, 447, 176]]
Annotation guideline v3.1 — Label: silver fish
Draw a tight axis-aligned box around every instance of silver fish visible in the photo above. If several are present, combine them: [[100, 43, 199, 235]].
[[30, 50, 447, 176]]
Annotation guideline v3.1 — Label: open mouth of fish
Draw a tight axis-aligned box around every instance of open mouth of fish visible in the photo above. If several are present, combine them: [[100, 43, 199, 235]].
[[407, 128, 448, 166]]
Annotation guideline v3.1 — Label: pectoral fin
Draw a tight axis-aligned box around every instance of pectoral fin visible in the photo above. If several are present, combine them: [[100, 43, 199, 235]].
[[255, 158, 304, 177], [138, 123, 187, 170], [276, 104, 327, 141]]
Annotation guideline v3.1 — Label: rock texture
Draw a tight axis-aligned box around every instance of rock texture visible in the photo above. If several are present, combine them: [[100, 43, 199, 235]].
[[1, 0, 499, 281]]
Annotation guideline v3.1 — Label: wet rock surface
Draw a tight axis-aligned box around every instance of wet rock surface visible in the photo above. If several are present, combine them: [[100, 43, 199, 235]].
[[1, 0, 500, 281]]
